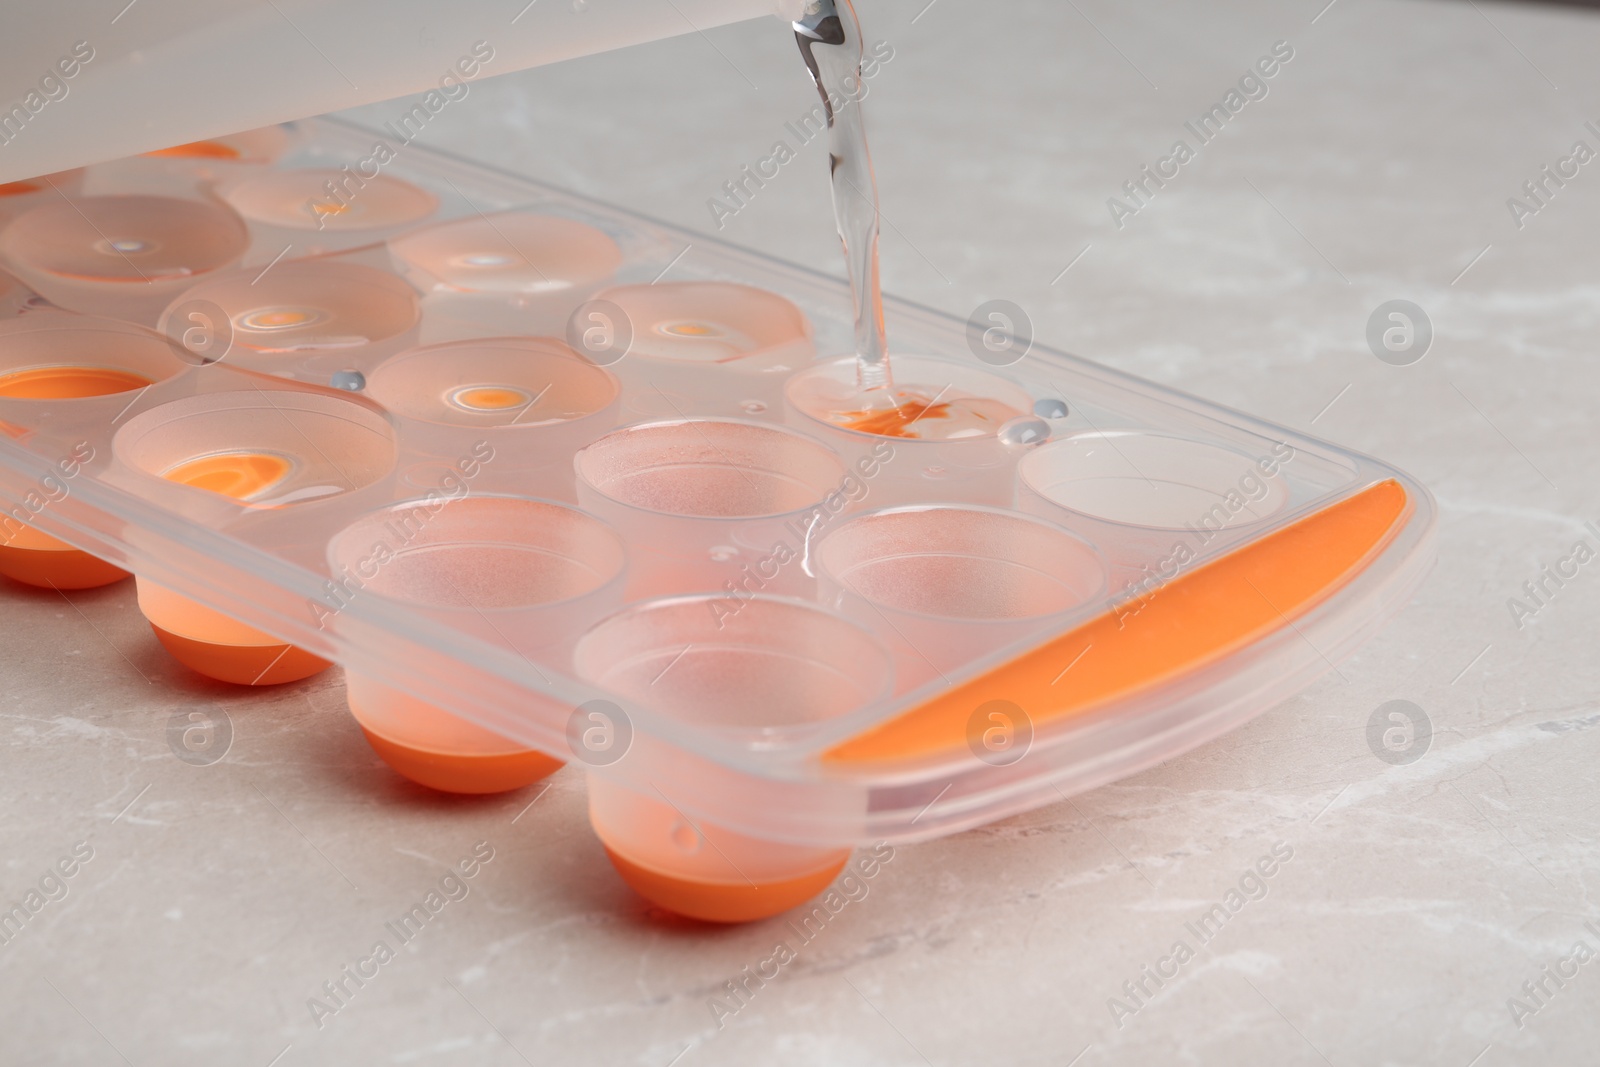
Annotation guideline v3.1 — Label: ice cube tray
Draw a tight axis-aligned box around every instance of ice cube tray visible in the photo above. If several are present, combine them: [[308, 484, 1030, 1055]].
[[0, 118, 1435, 922]]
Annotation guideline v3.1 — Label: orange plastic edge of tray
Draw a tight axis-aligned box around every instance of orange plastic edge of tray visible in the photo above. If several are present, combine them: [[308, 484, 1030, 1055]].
[[824, 479, 1411, 766]]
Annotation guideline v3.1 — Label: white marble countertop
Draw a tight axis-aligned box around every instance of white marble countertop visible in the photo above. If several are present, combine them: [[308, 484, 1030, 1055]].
[[5, 0, 1600, 1063]]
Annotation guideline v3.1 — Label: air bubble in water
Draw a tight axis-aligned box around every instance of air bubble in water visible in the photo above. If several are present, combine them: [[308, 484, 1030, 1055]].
[[999, 416, 1050, 450]]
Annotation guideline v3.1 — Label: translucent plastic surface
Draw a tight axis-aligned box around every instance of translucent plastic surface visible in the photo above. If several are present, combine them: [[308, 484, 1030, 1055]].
[[786, 354, 1036, 506], [0, 195, 249, 323], [112, 387, 395, 683], [0, 313, 189, 409], [390, 212, 622, 295], [159, 259, 421, 378], [577, 594, 887, 920], [90, 127, 294, 197], [223, 169, 439, 261], [1020, 431, 1292, 529], [0, 169, 86, 224], [1017, 430, 1297, 574], [367, 337, 620, 499], [575, 418, 850, 597], [601, 281, 814, 417], [0, 120, 1435, 876], [0, 1, 794, 184], [330, 496, 626, 791], [816, 505, 1107, 689], [0, 313, 190, 588]]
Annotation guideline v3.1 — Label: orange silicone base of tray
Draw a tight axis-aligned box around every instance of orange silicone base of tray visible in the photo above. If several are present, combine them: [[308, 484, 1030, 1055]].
[[358, 725, 565, 795], [603, 846, 850, 924], [0, 542, 129, 590], [826, 479, 1411, 765], [150, 623, 330, 685]]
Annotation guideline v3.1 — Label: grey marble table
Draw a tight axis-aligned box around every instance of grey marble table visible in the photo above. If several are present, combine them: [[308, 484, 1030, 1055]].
[[4, 0, 1599, 1063]]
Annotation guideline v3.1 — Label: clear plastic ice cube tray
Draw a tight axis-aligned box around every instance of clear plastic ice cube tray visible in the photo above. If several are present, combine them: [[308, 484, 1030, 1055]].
[[0, 118, 1434, 921]]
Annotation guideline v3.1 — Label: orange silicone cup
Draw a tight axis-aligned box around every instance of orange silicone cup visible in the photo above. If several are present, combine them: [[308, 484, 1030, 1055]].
[[603, 847, 849, 924], [326, 496, 627, 793], [113, 389, 397, 684], [0, 526, 130, 590], [358, 724, 565, 795], [575, 595, 891, 922], [0, 314, 192, 589]]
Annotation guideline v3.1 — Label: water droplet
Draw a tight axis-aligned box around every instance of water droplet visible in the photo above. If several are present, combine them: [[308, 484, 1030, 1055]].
[[1033, 397, 1069, 419], [922, 465, 949, 480], [669, 820, 702, 854], [330, 370, 365, 392], [709, 545, 738, 562], [740, 400, 768, 414], [999, 416, 1050, 449]]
